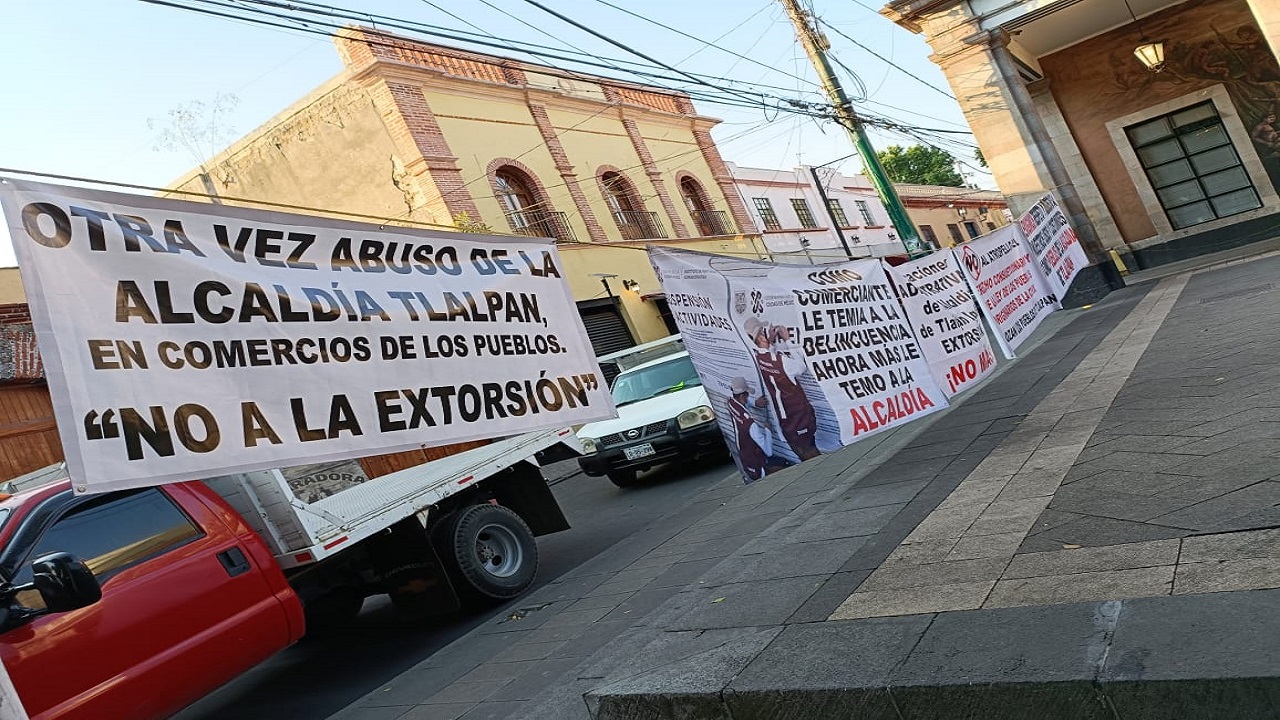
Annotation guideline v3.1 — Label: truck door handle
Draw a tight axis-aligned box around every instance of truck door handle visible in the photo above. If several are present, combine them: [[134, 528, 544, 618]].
[[217, 547, 252, 577]]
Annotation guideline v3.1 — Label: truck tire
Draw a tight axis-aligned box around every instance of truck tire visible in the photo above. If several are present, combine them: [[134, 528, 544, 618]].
[[436, 504, 538, 601], [606, 469, 637, 487]]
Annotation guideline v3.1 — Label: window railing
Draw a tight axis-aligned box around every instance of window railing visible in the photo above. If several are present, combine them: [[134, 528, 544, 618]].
[[691, 209, 731, 237], [507, 209, 577, 243], [613, 211, 668, 240]]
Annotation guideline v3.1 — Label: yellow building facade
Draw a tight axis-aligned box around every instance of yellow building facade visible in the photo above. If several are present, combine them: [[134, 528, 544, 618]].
[[167, 28, 766, 355]]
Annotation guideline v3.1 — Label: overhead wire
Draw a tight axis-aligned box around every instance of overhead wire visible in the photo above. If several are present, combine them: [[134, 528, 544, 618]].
[[819, 19, 956, 99], [674, 2, 773, 66], [139, 0, 832, 119], [584, 0, 820, 90], [512, 0, 778, 109], [138, 0, 1000, 207]]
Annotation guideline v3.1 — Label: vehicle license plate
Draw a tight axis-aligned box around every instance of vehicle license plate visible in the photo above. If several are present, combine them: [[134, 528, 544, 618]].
[[624, 443, 656, 460]]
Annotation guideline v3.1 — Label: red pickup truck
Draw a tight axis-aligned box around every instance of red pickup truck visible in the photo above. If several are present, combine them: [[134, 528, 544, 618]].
[[0, 429, 575, 719], [0, 480, 304, 719]]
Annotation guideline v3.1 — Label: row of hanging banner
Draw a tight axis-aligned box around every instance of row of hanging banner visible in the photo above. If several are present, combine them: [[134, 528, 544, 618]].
[[648, 192, 1089, 483]]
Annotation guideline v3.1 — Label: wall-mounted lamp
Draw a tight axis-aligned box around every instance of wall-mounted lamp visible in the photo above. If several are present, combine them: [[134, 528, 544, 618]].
[[1124, 0, 1166, 72], [622, 279, 640, 292]]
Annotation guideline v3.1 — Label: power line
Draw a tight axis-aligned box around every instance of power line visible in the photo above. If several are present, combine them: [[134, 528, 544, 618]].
[[141, 0, 831, 118], [675, 2, 773, 65], [584, 0, 820, 90], [820, 18, 956, 99], [0, 167, 463, 231], [512, 0, 774, 109]]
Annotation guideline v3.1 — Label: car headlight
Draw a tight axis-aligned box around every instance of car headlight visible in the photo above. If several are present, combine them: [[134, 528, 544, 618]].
[[677, 405, 716, 429], [579, 437, 598, 454]]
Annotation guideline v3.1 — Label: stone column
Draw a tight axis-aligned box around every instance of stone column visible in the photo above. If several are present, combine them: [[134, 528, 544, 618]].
[[911, 5, 1120, 297], [618, 118, 690, 238], [527, 102, 609, 243]]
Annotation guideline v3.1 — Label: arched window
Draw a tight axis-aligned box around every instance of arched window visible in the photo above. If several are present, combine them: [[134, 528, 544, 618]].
[[601, 171, 666, 240], [493, 167, 574, 242], [678, 176, 729, 236], [496, 171, 537, 216]]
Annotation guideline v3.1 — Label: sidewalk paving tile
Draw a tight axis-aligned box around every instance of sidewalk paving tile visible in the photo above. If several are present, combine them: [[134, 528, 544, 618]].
[[1173, 557, 1280, 595], [1003, 539, 1180, 579], [830, 580, 995, 618], [984, 566, 1174, 609], [343, 253, 1280, 720]]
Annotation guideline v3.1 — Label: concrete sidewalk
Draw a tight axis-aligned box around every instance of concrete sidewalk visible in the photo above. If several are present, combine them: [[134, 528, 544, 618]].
[[335, 248, 1280, 720]]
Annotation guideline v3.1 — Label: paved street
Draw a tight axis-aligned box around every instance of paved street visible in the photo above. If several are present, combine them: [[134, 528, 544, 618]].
[[176, 456, 733, 720], [329, 247, 1280, 719]]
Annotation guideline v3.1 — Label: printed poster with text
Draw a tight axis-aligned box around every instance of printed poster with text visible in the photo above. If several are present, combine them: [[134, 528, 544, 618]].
[[651, 247, 948, 484], [1018, 193, 1089, 299], [648, 247, 822, 481], [957, 225, 1057, 358], [0, 178, 614, 493], [886, 252, 996, 398]]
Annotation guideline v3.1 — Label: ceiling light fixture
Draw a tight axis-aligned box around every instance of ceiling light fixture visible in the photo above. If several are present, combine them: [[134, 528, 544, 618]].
[[1123, 0, 1166, 72]]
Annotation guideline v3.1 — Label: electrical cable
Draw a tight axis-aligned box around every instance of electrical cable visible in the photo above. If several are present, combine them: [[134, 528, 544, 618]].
[[584, 0, 820, 90], [512, 0, 776, 110], [139, 0, 832, 118], [820, 18, 956, 99]]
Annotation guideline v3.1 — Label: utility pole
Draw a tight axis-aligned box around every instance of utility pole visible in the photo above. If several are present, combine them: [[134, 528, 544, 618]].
[[779, 0, 929, 258], [808, 165, 854, 260]]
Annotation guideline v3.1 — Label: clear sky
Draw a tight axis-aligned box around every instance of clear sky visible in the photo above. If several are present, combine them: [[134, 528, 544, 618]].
[[0, 0, 989, 266]]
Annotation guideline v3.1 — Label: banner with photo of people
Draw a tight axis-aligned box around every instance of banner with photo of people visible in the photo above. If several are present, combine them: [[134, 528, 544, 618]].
[[650, 205, 1089, 483], [650, 247, 948, 484]]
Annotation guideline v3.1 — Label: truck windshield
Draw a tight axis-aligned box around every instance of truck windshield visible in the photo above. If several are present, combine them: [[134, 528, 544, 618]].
[[611, 356, 702, 407]]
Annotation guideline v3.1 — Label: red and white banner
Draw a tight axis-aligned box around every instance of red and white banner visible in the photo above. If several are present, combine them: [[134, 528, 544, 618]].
[[887, 252, 996, 398], [957, 226, 1057, 358], [1017, 193, 1089, 299]]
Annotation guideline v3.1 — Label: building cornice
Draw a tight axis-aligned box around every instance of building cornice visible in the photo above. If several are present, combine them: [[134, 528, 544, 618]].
[[881, 0, 966, 32]]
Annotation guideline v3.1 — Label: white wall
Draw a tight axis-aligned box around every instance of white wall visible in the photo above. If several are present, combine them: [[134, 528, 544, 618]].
[[727, 163, 907, 263]]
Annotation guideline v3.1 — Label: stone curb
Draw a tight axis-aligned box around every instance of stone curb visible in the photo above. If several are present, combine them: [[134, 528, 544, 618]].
[[589, 587, 1280, 720]]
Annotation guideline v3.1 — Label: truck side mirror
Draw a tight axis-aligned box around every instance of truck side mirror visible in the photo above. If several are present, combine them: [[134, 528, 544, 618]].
[[32, 552, 101, 613]]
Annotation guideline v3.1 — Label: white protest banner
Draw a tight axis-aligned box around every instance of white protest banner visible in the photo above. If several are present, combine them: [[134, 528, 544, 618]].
[[650, 247, 947, 485], [1018, 193, 1089, 298], [0, 178, 614, 493], [887, 252, 996, 398], [957, 225, 1057, 358], [649, 248, 824, 484]]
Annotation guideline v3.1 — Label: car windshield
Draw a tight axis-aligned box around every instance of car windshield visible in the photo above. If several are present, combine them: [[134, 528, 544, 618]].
[[611, 355, 702, 407]]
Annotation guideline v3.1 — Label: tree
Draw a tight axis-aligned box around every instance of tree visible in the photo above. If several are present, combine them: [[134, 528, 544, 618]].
[[874, 144, 965, 187], [148, 93, 240, 202], [148, 93, 240, 167]]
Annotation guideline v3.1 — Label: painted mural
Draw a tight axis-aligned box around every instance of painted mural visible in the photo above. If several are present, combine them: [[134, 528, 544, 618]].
[[1108, 0, 1280, 189]]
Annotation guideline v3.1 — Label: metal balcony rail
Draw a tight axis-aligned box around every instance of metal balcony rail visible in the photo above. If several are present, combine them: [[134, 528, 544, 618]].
[[507, 209, 577, 243], [691, 209, 731, 237], [613, 211, 668, 241]]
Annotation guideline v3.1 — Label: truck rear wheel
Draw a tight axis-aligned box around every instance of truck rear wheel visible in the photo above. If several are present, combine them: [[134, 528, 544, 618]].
[[436, 504, 538, 601]]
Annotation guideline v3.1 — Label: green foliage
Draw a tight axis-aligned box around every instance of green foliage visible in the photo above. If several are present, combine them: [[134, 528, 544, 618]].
[[452, 211, 493, 234], [875, 144, 965, 187], [975, 147, 987, 168]]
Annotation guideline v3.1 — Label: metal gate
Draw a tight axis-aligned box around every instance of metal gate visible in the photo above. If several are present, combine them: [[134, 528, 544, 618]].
[[577, 299, 635, 386]]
